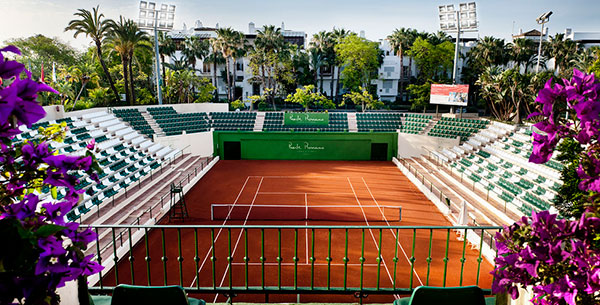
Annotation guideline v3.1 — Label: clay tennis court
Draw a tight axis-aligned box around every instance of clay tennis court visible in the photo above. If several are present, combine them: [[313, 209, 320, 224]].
[[101, 160, 494, 303]]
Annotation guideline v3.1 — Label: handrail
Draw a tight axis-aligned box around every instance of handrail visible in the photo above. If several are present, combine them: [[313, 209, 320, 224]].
[[90, 224, 502, 229]]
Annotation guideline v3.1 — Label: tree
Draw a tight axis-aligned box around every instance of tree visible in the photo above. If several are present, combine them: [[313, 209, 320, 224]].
[[205, 44, 226, 101], [406, 82, 431, 112], [213, 27, 245, 102], [335, 34, 381, 93], [163, 68, 216, 103], [310, 31, 333, 94], [65, 6, 119, 101], [510, 38, 536, 73], [248, 25, 290, 109], [106, 17, 150, 105], [157, 31, 176, 78], [570, 47, 598, 73], [406, 37, 454, 82], [330, 28, 352, 101], [342, 87, 384, 112], [284, 84, 334, 111], [544, 33, 578, 75], [466, 36, 510, 74], [388, 28, 415, 101], [181, 36, 209, 70]]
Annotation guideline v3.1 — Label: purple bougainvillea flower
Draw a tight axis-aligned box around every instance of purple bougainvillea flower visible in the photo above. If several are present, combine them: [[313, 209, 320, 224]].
[[572, 99, 600, 126], [4, 194, 39, 220], [529, 129, 558, 164], [0, 59, 25, 80], [0, 45, 21, 57], [577, 161, 600, 192], [0, 84, 19, 124], [43, 171, 79, 192], [43, 155, 92, 173], [0, 121, 20, 137], [42, 201, 74, 225]]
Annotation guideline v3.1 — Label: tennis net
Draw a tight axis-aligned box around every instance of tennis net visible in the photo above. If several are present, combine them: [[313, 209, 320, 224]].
[[210, 204, 402, 222]]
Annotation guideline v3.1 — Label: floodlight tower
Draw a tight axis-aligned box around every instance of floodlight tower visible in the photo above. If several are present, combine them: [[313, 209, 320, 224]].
[[138, 1, 176, 105], [535, 11, 552, 74], [438, 2, 478, 85]]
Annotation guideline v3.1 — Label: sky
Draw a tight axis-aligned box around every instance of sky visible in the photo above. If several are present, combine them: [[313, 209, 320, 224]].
[[1, 0, 599, 51]]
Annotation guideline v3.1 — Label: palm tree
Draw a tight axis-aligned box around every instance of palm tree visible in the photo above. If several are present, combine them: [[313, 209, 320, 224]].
[[388, 28, 414, 102], [181, 35, 209, 71], [254, 25, 286, 107], [204, 50, 225, 101], [157, 31, 176, 78], [545, 34, 579, 74], [213, 27, 242, 101], [310, 31, 332, 94], [468, 36, 510, 70], [309, 48, 324, 88], [231, 31, 248, 100], [330, 28, 351, 101], [509, 38, 536, 73], [65, 6, 119, 101], [107, 17, 150, 105]]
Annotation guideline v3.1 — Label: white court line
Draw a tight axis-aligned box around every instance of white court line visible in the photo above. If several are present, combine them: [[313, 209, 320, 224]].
[[213, 177, 264, 303], [347, 178, 398, 298], [230, 262, 382, 267], [189, 176, 251, 288], [248, 175, 353, 179], [361, 177, 424, 290], [259, 192, 354, 195]]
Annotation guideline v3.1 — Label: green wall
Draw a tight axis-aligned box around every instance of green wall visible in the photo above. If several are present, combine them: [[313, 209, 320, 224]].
[[213, 132, 398, 161]]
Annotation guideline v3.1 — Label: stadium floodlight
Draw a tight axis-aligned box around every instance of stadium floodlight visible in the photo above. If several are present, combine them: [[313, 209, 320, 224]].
[[138, 1, 176, 105], [535, 11, 552, 74], [439, 2, 478, 85]]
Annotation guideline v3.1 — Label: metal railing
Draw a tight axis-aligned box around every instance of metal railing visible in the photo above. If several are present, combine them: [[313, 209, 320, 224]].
[[88, 224, 502, 302], [93, 155, 216, 256]]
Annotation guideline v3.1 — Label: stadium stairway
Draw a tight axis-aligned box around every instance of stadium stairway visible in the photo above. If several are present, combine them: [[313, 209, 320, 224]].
[[404, 156, 519, 225], [347, 113, 358, 132], [420, 117, 439, 135], [141, 110, 164, 136], [253, 112, 265, 131], [84, 154, 213, 259]]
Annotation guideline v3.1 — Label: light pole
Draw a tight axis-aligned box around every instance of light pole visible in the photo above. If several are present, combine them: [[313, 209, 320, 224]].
[[438, 2, 478, 116], [439, 2, 478, 85], [138, 1, 176, 105], [535, 11, 552, 74]]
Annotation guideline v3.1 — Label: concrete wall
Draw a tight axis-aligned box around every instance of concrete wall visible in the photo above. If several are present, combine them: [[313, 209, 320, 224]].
[[154, 131, 214, 157], [46, 103, 230, 123], [397, 133, 460, 158], [42, 105, 66, 121]]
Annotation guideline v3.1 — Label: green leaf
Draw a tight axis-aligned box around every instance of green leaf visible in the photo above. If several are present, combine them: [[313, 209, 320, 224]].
[[35, 224, 66, 238]]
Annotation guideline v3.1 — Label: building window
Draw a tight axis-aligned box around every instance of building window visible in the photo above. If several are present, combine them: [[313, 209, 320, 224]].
[[402, 66, 410, 80], [236, 62, 243, 71], [382, 80, 393, 89], [203, 63, 211, 73]]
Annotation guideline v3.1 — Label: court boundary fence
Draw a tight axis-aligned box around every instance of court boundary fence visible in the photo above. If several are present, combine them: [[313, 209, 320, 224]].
[[88, 224, 502, 304]]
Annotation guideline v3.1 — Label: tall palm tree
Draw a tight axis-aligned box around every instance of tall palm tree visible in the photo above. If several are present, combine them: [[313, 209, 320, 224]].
[[157, 31, 176, 78], [65, 6, 119, 101], [181, 35, 209, 71], [545, 33, 579, 74], [255, 25, 286, 108], [107, 17, 150, 105], [309, 48, 324, 88], [388, 28, 414, 102], [310, 31, 332, 94], [213, 27, 242, 101], [509, 38, 536, 73], [204, 49, 226, 101], [469, 36, 510, 69], [330, 28, 351, 101], [231, 31, 249, 100]]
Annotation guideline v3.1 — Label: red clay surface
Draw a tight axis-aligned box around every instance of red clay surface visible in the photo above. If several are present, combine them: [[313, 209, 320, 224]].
[[101, 160, 494, 303]]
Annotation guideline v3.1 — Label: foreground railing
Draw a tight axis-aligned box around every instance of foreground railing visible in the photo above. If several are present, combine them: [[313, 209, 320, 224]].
[[88, 225, 501, 303]]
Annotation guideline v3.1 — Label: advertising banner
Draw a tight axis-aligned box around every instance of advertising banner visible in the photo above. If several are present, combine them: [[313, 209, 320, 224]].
[[430, 84, 469, 106], [284, 112, 329, 126]]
